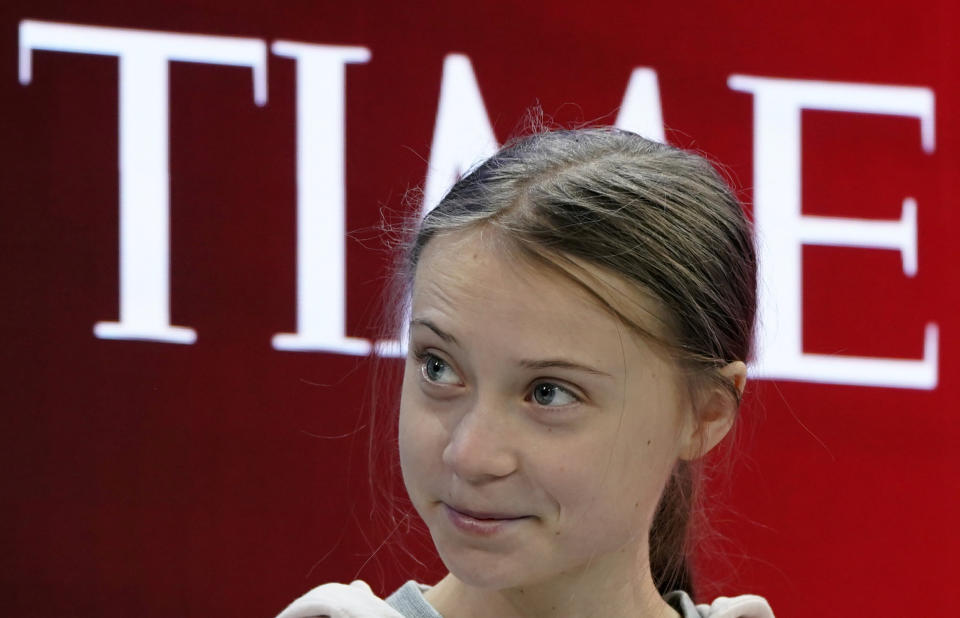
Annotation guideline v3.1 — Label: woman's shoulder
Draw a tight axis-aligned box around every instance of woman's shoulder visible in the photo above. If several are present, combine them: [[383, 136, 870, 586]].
[[666, 590, 775, 618]]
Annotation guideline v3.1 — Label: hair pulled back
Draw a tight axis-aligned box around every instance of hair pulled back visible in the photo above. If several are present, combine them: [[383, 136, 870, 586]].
[[397, 127, 757, 597]]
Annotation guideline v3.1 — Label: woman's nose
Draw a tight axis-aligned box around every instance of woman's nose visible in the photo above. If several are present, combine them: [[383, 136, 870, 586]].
[[441, 399, 518, 483]]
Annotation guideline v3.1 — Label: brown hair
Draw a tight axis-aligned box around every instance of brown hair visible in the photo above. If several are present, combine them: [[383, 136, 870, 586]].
[[389, 126, 757, 596]]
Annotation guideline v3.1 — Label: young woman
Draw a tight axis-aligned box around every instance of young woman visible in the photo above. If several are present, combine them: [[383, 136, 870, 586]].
[[276, 128, 775, 618]]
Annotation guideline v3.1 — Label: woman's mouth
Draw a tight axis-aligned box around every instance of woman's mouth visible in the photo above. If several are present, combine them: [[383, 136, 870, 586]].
[[443, 504, 532, 536]]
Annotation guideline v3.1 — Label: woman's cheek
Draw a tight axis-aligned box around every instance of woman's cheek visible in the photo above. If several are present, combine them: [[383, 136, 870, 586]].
[[398, 407, 420, 475], [398, 403, 443, 500]]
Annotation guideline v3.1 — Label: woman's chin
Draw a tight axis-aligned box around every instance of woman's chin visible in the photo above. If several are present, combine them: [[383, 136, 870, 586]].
[[433, 544, 528, 590]]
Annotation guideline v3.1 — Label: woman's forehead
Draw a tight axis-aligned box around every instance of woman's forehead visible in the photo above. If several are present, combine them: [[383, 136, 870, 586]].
[[410, 231, 670, 358], [414, 231, 591, 311]]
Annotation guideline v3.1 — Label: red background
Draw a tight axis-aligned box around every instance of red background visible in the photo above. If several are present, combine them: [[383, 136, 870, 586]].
[[3, 1, 958, 616]]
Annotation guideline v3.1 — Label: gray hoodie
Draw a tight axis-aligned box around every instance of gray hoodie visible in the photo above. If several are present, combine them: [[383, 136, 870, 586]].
[[275, 580, 774, 618]]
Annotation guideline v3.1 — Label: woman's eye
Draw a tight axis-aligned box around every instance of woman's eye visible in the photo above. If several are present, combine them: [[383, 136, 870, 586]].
[[531, 382, 578, 407], [420, 353, 461, 385]]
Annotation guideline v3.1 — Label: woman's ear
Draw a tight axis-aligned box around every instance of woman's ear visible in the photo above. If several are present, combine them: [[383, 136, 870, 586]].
[[679, 361, 747, 461]]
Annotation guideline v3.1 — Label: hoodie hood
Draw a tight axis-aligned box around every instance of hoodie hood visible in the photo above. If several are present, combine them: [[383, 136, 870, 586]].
[[275, 580, 775, 618]]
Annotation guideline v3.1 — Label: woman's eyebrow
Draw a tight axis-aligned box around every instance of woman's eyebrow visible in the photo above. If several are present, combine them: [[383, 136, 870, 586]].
[[518, 358, 614, 379], [410, 319, 612, 378], [409, 318, 459, 346]]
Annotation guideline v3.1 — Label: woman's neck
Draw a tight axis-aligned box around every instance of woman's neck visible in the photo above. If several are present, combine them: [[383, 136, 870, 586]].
[[423, 557, 680, 618]]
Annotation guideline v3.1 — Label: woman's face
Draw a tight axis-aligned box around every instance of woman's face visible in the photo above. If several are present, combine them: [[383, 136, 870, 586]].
[[398, 230, 692, 592]]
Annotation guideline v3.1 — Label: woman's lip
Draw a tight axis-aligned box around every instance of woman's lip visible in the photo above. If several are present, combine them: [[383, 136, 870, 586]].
[[446, 504, 527, 520], [443, 504, 531, 536]]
